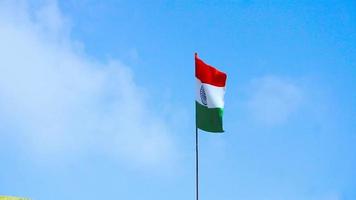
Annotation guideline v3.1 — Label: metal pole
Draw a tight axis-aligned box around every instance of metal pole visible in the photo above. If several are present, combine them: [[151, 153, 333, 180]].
[[196, 126, 199, 200]]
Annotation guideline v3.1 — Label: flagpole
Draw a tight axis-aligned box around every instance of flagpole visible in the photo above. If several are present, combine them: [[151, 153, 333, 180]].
[[195, 126, 199, 200], [195, 52, 199, 200]]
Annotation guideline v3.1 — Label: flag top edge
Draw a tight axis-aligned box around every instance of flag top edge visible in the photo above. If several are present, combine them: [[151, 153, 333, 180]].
[[195, 54, 227, 87]]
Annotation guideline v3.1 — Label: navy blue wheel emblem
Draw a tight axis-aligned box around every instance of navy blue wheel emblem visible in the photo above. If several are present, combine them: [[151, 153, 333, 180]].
[[200, 85, 207, 105]]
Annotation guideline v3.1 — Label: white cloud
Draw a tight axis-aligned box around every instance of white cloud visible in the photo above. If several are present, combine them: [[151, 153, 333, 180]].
[[246, 76, 304, 126], [0, 0, 175, 168]]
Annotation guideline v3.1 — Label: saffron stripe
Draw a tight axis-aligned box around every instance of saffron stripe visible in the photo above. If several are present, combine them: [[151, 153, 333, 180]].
[[195, 54, 227, 87]]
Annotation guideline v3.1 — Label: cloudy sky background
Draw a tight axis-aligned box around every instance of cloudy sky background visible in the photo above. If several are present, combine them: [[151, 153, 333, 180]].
[[0, 0, 355, 199]]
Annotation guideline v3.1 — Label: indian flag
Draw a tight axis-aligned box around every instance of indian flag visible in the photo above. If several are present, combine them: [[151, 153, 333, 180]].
[[195, 53, 227, 133]]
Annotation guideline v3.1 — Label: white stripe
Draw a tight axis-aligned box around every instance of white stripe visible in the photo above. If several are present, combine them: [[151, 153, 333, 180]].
[[196, 78, 225, 108]]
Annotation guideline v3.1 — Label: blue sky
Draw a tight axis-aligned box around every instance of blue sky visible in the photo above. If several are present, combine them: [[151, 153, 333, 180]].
[[0, 0, 355, 199]]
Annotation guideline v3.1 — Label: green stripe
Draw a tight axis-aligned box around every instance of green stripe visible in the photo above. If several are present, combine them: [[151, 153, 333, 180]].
[[196, 101, 224, 133]]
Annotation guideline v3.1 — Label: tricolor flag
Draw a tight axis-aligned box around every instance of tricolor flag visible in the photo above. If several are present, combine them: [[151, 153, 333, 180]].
[[195, 53, 227, 133]]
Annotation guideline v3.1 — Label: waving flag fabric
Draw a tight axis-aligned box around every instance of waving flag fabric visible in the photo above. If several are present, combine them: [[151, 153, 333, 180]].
[[195, 53, 227, 133]]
